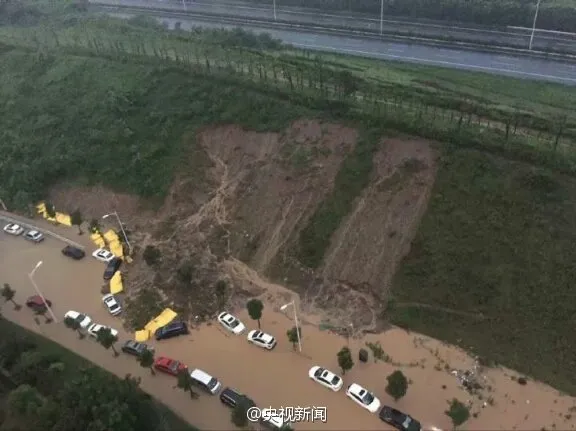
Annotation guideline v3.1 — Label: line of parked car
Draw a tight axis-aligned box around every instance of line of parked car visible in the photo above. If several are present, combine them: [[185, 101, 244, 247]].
[[6, 222, 422, 431]]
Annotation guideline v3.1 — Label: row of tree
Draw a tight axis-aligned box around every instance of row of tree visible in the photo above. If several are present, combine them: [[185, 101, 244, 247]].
[[0, 318, 192, 431], [40, 25, 572, 163]]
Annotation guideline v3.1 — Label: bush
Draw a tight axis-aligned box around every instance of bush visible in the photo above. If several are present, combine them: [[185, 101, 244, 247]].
[[358, 348, 369, 363], [385, 370, 408, 401], [143, 245, 161, 266], [445, 398, 470, 427]]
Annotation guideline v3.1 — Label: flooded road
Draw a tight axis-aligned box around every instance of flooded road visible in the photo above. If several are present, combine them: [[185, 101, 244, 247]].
[[1, 214, 575, 430]]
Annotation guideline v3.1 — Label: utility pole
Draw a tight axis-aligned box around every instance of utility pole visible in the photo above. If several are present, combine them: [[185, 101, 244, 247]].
[[273, 0, 277, 21], [380, 0, 384, 35], [529, 0, 542, 51]]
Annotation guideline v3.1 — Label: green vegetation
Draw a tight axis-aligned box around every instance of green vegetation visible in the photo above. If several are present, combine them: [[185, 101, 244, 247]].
[[286, 326, 301, 350], [392, 148, 576, 395], [385, 370, 408, 401], [445, 399, 470, 427], [246, 298, 264, 329], [337, 346, 354, 374], [0, 318, 197, 431], [1, 283, 19, 310], [243, 0, 576, 32], [1, 2, 576, 397]]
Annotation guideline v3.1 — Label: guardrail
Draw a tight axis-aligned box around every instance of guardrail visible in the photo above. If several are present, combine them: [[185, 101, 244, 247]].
[[96, 4, 576, 62], [0, 212, 85, 249]]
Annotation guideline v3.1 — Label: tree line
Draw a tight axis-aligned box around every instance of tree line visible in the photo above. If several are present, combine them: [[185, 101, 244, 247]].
[[242, 0, 576, 33], [0, 318, 195, 431]]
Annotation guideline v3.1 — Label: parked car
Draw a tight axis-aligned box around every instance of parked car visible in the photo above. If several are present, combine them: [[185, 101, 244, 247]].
[[379, 406, 422, 431], [103, 257, 122, 281], [154, 356, 187, 376], [92, 248, 115, 263], [189, 368, 222, 394], [155, 321, 189, 340], [217, 312, 246, 335], [25, 295, 52, 313], [64, 310, 92, 329], [102, 293, 122, 316], [308, 366, 343, 391], [24, 230, 44, 243], [219, 387, 256, 408], [260, 409, 292, 430], [87, 323, 119, 339], [346, 383, 381, 413], [3, 223, 24, 236], [61, 245, 85, 260], [247, 330, 277, 350], [121, 340, 154, 357]]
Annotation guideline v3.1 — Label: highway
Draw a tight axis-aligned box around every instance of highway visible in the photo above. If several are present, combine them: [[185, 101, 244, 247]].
[[92, 0, 576, 54], [105, 9, 576, 86]]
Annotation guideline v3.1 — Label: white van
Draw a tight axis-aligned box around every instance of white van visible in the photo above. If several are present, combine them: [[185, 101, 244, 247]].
[[189, 368, 222, 394], [261, 409, 292, 430]]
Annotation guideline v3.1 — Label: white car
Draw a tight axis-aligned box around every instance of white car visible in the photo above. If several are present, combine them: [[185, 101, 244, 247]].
[[24, 230, 44, 243], [247, 330, 277, 350], [87, 323, 119, 339], [346, 383, 381, 413], [102, 294, 122, 316], [92, 248, 115, 263], [217, 312, 246, 334], [64, 310, 92, 330], [3, 223, 24, 236], [308, 366, 343, 392]]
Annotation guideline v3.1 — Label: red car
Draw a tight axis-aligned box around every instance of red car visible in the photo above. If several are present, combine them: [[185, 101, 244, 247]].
[[153, 356, 187, 376], [25, 295, 52, 313]]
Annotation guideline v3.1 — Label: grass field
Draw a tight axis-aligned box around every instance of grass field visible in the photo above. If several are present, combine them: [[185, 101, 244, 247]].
[[0, 319, 198, 430], [391, 148, 576, 395], [2, 4, 576, 396]]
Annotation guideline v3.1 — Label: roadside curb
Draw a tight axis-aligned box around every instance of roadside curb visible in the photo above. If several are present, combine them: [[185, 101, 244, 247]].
[[0, 212, 85, 249]]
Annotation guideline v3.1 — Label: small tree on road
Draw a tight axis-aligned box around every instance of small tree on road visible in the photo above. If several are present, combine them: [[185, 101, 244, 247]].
[[246, 298, 264, 329], [445, 398, 470, 427], [138, 349, 155, 375], [176, 369, 198, 399], [2, 283, 20, 310], [386, 370, 408, 401], [64, 316, 84, 339], [286, 326, 301, 350], [70, 209, 83, 235], [96, 327, 119, 357], [89, 218, 100, 234], [45, 202, 56, 219], [337, 346, 354, 374]]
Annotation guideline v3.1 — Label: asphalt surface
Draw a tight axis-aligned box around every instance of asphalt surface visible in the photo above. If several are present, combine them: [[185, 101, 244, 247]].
[[108, 10, 576, 85], [91, 0, 576, 53]]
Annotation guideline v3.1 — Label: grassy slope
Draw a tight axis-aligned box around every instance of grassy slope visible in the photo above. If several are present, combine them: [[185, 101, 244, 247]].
[[0, 319, 198, 430], [391, 148, 576, 394], [2, 10, 576, 395]]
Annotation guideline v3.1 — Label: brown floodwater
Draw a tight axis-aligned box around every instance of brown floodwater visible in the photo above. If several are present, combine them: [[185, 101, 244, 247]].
[[1, 215, 574, 430]]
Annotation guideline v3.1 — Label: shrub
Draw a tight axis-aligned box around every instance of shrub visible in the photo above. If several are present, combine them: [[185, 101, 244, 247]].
[[358, 348, 369, 363], [142, 245, 161, 266]]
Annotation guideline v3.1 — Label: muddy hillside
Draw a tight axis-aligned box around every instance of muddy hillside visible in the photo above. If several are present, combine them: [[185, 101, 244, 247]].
[[50, 120, 438, 331]]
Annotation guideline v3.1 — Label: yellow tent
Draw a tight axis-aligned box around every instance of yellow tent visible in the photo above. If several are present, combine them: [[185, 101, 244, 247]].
[[109, 271, 123, 295], [134, 308, 178, 342], [55, 212, 72, 226], [103, 229, 120, 243], [90, 232, 106, 248], [109, 239, 124, 258]]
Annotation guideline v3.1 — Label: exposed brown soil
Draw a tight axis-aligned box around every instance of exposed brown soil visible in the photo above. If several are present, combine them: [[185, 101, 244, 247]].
[[48, 120, 437, 332]]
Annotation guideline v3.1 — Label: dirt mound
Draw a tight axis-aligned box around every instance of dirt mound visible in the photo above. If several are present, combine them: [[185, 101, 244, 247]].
[[321, 138, 437, 297], [49, 121, 437, 331]]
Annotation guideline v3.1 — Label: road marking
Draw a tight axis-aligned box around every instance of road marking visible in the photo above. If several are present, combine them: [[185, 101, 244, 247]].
[[292, 42, 576, 84], [0, 213, 85, 249], [492, 61, 518, 67]]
